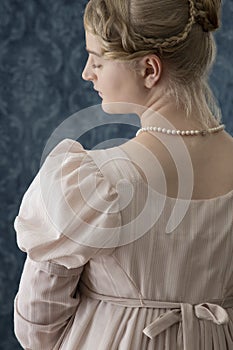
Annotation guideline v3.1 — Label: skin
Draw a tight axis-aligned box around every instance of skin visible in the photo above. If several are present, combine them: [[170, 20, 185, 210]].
[[82, 31, 233, 199], [82, 32, 147, 115]]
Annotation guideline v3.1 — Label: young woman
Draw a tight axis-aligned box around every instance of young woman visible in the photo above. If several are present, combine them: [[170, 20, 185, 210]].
[[14, 0, 233, 349]]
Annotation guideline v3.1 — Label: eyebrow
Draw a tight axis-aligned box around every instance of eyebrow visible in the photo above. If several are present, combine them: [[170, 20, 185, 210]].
[[85, 48, 103, 57]]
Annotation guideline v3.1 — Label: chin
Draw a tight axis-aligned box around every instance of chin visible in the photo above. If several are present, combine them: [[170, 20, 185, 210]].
[[102, 100, 139, 115]]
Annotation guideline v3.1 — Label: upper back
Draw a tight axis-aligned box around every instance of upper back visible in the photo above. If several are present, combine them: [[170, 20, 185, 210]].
[[87, 135, 233, 302], [119, 129, 233, 201]]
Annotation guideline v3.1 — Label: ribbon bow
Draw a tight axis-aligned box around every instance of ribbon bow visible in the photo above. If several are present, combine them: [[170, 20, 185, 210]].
[[143, 302, 229, 349]]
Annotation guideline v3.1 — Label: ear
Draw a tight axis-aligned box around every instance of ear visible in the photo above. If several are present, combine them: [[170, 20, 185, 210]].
[[139, 55, 162, 89]]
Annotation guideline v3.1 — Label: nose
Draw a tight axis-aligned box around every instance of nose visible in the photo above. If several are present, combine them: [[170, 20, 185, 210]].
[[82, 58, 96, 82]]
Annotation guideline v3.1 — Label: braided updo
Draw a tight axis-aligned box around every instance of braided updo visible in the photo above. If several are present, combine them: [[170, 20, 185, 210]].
[[195, 0, 221, 32], [84, 0, 222, 128]]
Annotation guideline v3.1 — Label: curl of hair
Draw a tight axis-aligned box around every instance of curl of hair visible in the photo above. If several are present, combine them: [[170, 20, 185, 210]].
[[194, 0, 221, 32], [84, 0, 223, 128]]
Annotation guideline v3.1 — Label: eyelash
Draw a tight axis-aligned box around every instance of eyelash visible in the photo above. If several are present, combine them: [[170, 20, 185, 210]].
[[92, 64, 102, 69]]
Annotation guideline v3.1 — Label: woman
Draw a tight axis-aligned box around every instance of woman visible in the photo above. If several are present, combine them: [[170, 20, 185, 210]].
[[14, 0, 233, 349]]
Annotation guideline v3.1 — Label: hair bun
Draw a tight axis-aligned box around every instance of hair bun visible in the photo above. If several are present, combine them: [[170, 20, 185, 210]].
[[195, 0, 221, 32]]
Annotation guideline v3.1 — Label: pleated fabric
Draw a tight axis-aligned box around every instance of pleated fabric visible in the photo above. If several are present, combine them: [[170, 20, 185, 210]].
[[13, 139, 233, 349]]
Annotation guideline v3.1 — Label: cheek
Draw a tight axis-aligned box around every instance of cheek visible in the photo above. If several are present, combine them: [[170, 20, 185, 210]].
[[100, 63, 144, 106], [104, 71, 135, 97], [101, 72, 143, 114], [105, 71, 124, 91], [100, 64, 127, 92]]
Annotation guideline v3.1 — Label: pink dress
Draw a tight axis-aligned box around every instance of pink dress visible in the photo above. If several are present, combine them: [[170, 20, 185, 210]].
[[14, 138, 233, 349]]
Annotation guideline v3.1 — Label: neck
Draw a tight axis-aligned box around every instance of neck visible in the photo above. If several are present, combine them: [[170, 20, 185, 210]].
[[139, 92, 216, 131]]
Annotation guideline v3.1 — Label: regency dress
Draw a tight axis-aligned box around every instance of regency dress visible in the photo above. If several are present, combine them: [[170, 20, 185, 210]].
[[14, 138, 233, 350]]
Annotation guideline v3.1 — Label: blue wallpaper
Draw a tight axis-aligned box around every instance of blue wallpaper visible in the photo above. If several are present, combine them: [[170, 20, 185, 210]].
[[0, 1, 232, 348]]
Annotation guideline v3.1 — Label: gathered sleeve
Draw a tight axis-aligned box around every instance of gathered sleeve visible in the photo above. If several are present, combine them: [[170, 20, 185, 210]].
[[14, 138, 122, 267], [13, 139, 122, 350]]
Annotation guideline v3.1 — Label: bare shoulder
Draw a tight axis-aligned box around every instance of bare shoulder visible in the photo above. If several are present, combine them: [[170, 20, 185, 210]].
[[119, 129, 233, 199], [209, 130, 233, 160], [220, 130, 233, 147]]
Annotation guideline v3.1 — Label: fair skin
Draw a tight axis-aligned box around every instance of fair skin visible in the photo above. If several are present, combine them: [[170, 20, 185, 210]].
[[82, 32, 147, 115], [82, 31, 233, 199]]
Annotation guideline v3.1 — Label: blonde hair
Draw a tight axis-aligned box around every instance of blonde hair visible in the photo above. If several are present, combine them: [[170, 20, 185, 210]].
[[84, 0, 222, 128]]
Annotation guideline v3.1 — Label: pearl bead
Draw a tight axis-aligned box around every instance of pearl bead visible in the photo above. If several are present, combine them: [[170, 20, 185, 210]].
[[136, 124, 225, 137]]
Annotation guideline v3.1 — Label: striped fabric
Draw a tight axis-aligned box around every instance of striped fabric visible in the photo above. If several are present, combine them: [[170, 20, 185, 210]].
[[14, 139, 233, 349]]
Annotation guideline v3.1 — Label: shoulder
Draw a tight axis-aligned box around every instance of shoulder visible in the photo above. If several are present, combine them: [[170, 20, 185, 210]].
[[42, 138, 95, 172], [38, 139, 125, 218], [14, 139, 124, 267], [46, 138, 135, 185]]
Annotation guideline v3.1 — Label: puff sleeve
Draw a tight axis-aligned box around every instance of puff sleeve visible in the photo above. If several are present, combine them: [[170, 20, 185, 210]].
[[14, 138, 122, 267], [13, 139, 122, 350]]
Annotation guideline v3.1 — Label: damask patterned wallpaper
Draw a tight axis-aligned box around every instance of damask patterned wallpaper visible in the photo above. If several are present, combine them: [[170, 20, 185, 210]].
[[0, 1, 232, 348]]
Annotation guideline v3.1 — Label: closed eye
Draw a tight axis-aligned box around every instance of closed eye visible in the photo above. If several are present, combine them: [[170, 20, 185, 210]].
[[92, 64, 102, 69]]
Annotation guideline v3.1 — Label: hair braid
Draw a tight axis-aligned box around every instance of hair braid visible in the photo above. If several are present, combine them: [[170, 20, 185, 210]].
[[132, 0, 196, 50], [84, 0, 223, 127], [194, 0, 221, 32]]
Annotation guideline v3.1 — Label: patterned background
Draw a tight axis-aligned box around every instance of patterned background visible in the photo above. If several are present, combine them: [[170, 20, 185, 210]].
[[0, 1, 232, 348]]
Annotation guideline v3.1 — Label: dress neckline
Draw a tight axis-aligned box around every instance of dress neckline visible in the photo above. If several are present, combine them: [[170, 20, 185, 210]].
[[91, 144, 233, 203], [162, 187, 233, 202]]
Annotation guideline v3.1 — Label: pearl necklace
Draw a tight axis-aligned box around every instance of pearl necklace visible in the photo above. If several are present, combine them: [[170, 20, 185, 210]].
[[136, 124, 225, 137]]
